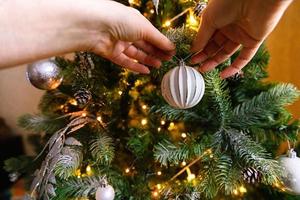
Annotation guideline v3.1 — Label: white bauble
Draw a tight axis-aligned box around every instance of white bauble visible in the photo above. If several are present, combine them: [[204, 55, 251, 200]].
[[161, 62, 205, 109], [26, 59, 63, 90], [278, 149, 300, 194], [95, 184, 115, 200]]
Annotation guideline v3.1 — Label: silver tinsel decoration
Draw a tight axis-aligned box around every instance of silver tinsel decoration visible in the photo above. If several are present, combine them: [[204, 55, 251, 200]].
[[27, 59, 63, 90]]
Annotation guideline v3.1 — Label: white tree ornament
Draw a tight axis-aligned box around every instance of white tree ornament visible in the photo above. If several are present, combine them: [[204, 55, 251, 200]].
[[278, 149, 300, 195], [161, 61, 205, 109]]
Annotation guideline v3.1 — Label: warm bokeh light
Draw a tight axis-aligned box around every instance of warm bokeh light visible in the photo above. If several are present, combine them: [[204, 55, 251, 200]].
[[141, 118, 148, 126]]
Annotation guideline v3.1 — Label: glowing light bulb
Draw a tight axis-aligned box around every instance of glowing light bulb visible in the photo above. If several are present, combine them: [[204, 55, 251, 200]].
[[86, 165, 92, 176], [125, 168, 130, 173], [239, 186, 247, 194], [181, 133, 187, 138], [181, 161, 187, 166], [76, 169, 81, 178], [60, 105, 64, 109], [233, 189, 238, 195], [118, 91, 123, 95], [152, 191, 159, 197], [206, 149, 212, 154], [163, 20, 171, 27], [160, 120, 166, 125], [157, 171, 162, 176], [82, 112, 87, 117], [141, 118, 148, 126], [210, 154, 214, 158], [142, 105, 147, 110], [150, 9, 155, 14], [186, 10, 199, 30], [157, 127, 161, 132], [97, 116, 102, 122], [187, 173, 196, 182], [156, 184, 162, 190], [86, 165, 91, 172], [69, 99, 78, 106]]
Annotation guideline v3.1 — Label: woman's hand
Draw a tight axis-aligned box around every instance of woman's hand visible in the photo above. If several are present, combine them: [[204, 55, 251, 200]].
[[0, 0, 175, 73], [190, 0, 293, 78], [84, 1, 175, 74]]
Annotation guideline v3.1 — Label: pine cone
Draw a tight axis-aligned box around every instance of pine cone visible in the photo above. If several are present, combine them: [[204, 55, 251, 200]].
[[194, 1, 207, 17], [74, 89, 92, 106], [242, 167, 262, 184]]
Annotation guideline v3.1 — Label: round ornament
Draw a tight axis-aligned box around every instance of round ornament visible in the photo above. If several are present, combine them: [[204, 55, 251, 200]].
[[95, 184, 115, 200], [278, 149, 300, 194], [27, 59, 63, 90], [161, 61, 205, 109]]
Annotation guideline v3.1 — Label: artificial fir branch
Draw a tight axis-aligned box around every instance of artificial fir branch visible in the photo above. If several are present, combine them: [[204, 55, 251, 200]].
[[204, 70, 232, 128], [151, 104, 202, 122], [90, 133, 115, 165], [54, 147, 83, 180], [231, 83, 300, 129], [53, 176, 106, 200], [223, 129, 283, 185], [18, 114, 66, 133]]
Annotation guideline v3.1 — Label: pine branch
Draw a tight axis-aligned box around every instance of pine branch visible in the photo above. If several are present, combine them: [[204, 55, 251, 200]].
[[154, 140, 189, 166], [154, 139, 206, 166], [54, 147, 82, 180], [38, 91, 69, 114], [18, 114, 65, 133], [196, 160, 218, 199], [231, 83, 300, 129], [54, 176, 106, 200], [151, 105, 202, 122], [224, 129, 282, 185], [90, 134, 115, 165], [214, 155, 241, 195], [126, 129, 151, 158], [165, 27, 196, 59], [204, 70, 232, 127], [242, 44, 270, 80]]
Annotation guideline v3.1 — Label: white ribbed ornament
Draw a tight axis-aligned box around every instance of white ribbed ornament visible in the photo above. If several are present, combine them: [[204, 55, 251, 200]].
[[278, 149, 300, 195], [161, 61, 205, 109]]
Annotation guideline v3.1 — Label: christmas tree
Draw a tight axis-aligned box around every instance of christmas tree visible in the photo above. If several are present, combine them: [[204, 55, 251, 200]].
[[4, 0, 300, 199]]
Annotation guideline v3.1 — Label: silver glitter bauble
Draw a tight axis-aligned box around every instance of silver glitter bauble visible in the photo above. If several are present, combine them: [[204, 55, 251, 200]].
[[95, 184, 115, 200], [27, 59, 63, 90]]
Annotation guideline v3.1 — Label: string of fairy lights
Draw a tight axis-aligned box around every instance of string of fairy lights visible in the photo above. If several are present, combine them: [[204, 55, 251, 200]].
[[54, 0, 290, 198]]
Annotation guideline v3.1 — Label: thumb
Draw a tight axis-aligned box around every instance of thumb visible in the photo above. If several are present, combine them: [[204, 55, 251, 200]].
[[191, 17, 216, 53], [143, 22, 175, 52]]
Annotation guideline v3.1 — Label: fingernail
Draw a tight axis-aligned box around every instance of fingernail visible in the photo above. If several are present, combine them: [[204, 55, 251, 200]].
[[155, 61, 162, 68], [144, 68, 150, 74]]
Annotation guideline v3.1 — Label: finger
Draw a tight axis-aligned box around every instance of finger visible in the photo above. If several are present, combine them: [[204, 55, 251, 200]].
[[199, 40, 240, 72], [220, 46, 259, 79], [220, 25, 260, 47], [124, 45, 161, 68], [191, 17, 216, 53], [191, 31, 226, 64], [191, 40, 221, 64], [134, 41, 174, 61], [111, 53, 150, 74], [143, 23, 175, 52]]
